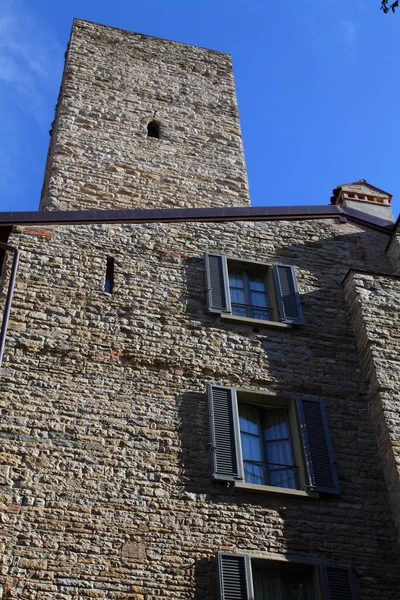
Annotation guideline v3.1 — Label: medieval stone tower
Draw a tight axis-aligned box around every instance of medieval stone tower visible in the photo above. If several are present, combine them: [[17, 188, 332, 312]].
[[1, 18, 400, 600], [41, 19, 250, 212]]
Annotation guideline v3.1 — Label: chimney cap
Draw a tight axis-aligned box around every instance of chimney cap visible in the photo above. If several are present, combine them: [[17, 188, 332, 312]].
[[330, 179, 392, 205]]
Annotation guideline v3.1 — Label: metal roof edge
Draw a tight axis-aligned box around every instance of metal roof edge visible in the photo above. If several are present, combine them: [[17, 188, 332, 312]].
[[340, 205, 395, 231], [0, 204, 394, 232]]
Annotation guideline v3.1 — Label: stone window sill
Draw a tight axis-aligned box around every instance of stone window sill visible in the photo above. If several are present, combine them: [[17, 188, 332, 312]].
[[234, 481, 319, 498], [221, 314, 292, 329]]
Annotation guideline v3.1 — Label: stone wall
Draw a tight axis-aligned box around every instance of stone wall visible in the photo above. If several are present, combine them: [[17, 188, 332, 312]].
[[386, 232, 400, 275], [40, 19, 250, 213], [343, 270, 400, 545], [1, 217, 400, 599]]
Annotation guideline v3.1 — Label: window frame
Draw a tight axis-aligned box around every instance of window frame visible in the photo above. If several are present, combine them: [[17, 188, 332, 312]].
[[227, 259, 277, 322], [252, 558, 321, 600], [104, 256, 114, 294], [204, 252, 304, 326], [208, 384, 341, 496], [237, 391, 307, 493], [217, 551, 358, 600]]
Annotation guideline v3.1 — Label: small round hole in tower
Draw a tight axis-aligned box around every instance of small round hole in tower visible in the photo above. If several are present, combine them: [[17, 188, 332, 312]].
[[147, 120, 160, 139]]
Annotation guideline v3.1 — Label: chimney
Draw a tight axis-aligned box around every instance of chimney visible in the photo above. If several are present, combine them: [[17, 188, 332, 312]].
[[330, 179, 394, 224]]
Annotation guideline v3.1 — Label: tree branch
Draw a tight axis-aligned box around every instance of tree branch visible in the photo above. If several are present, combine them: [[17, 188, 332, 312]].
[[381, 0, 399, 13]]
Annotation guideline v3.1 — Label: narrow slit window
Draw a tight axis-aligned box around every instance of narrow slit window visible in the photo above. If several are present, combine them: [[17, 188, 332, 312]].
[[105, 257, 114, 293], [147, 120, 160, 139]]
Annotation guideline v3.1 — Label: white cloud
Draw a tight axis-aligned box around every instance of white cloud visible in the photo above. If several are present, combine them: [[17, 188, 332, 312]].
[[0, 0, 63, 125], [302, 3, 360, 62], [0, 0, 63, 209]]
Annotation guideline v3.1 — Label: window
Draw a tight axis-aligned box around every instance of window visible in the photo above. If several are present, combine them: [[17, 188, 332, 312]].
[[104, 256, 114, 293], [229, 266, 272, 321], [239, 403, 297, 490], [253, 563, 316, 599], [208, 385, 340, 495], [217, 553, 358, 600], [147, 120, 160, 139], [204, 253, 304, 325]]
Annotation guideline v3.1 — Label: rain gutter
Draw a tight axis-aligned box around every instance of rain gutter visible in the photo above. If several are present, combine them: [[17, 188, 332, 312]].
[[0, 242, 19, 369]]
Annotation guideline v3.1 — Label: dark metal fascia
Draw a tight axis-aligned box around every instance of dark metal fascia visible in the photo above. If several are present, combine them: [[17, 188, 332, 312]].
[[0, 204, 394, 232], [0, 205, 340, 226], [340, 205, 395, 232]]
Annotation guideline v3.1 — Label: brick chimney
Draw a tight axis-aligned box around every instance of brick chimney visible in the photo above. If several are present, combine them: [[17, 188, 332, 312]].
[[330, 179, 394, 224]]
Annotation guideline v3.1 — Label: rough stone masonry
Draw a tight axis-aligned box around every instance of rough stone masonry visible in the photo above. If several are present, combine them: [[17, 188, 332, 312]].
[[41, 19, 250, 212], [1, 18, 400, 600]]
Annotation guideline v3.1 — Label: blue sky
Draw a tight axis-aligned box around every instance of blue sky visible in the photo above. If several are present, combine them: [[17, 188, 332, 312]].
[[1, 0, 400, 216]]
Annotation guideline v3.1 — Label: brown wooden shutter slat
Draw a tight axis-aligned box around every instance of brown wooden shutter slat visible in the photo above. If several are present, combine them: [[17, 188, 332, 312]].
[[204, 252, 231, 313], [208, 385, 243, 481], [218, 553, 254, 600], [273, 264, 304, 324], [320, 565, 358, 599], [296, 398, 340, 495]]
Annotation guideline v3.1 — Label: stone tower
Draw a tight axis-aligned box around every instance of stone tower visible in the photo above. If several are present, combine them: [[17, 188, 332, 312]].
[[40, 19, 250, 212], [1, 18, 400, 600]]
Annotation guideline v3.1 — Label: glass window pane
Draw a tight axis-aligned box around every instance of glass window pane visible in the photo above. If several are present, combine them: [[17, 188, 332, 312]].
[[253, 569, 279, 599], [241, 430, 262, 458], [253, 567, 314, 600], [228, 267, 271, 321], [252, 308, 270, 321], [249, 275, 269, 318], [268, 466, 297, 489], [248, 275, 266, 290], [232, 304, 248, 317], [265, 439, 294, 467], [249, 290, 268, 307], [263, 409, 297, 490], [264, 409, 290, 441], [229, 270, 247, 316], [281, 570, 315, 600], [229, 272, 245, 289], [231, 287, 246, 305], [242, 456, 264, 484], [239, 404, 260, 435], [239, 404, 265, 485]]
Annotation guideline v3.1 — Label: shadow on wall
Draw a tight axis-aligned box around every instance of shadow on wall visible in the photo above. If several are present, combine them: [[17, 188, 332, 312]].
[[176, 391, 211, 495], [192, 556, 217, 600], [174, 225, 400, 598]]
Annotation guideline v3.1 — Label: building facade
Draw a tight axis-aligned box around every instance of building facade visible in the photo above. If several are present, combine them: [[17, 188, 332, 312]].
[[1, 18, 400, 600]]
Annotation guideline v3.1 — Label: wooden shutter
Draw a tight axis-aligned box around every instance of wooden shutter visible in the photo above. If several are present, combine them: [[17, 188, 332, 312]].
[[296, 398, 340, 495], [208, 384, 244, 481], [217, 552, 254, 600], [273, 265, 304, 324], [204, 253, 231, 314], [320, 565, 358, 600]]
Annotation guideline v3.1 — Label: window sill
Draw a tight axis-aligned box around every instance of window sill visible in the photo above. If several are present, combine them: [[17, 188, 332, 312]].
[[234, 481, 319, 498], [221, 314, 292, 329]]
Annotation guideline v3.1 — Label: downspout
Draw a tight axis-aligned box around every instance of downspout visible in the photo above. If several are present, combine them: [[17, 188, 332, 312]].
[[0, 242, 19, 369]]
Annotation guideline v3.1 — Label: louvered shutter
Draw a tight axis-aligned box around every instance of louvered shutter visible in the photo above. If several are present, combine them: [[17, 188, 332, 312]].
[[296, 398, 340, 495], [217, 552, 254, 600], [204, 253, 231, 314], [273, 265, 304, 324], [320, 565, 358, 600], [208, 384, 244, 481]]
